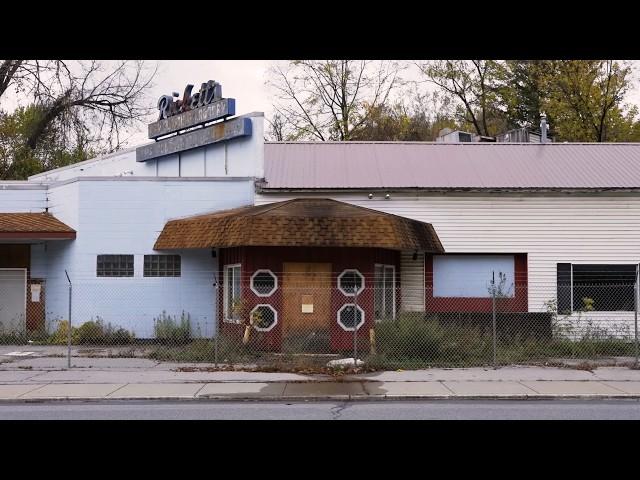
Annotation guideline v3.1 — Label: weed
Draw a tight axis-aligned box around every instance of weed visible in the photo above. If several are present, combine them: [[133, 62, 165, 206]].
[[153, 311, 191, 345]]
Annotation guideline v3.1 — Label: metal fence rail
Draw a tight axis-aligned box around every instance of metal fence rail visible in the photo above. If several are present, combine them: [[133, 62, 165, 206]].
[[1, 271, 639, 370]]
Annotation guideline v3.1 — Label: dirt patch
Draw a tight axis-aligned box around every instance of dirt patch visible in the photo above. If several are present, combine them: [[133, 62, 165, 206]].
[[573, 361, 596, 372], [173, 364, 381, 376]]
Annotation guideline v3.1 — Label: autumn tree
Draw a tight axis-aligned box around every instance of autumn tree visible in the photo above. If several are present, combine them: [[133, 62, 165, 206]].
[[0, 106, 96, 180], [267, 60, 404, 141], [542, 60, 639, 142], [419, 59, 640, 142], [494, 60, 555, 131], [0, 60, 156, 179], [351, 90, 460, 141], [416, 60, 508, 137]]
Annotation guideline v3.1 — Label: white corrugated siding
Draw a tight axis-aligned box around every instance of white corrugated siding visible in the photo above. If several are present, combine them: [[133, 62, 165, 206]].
[[256, 192, 640, 330], [400, 252, 425, 311]]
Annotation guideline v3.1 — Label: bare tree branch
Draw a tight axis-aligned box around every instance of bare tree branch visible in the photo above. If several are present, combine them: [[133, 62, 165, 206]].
[[267, 60, 403, 141], [0, 60, 157, 179]]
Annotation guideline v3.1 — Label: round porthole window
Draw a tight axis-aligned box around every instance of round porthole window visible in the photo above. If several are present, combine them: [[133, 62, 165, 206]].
[[338, 269, 365, 296], [250, 304, 278, 332], [250, 270, 278, 296], [337, 304, 365, 331]]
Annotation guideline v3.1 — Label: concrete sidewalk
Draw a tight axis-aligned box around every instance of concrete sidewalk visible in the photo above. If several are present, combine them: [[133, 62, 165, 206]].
[[2, 364, 640, 401]]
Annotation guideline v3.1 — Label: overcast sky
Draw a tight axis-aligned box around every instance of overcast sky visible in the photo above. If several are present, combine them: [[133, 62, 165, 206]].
[[153, 60, 272, 116], [140, 60, 272, 144], [132, 59, 640, 145], [4, 60, 640, 146]]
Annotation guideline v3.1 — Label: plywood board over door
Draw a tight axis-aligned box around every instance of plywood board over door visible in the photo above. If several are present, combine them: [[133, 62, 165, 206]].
[[0, 244, 45, 333], [282, 263, 332, 340], [0, 268, 27, 334]]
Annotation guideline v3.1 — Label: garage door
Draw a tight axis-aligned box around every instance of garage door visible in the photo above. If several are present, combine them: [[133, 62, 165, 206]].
[[0, 269, 27, 334]]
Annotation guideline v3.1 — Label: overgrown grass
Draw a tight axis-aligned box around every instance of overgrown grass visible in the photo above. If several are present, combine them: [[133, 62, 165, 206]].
[[47, 320, 77, 345], [44, 318, 135, 346], [282, 331, 331, 354], [147, 314, 639, 370], [76, 318, 135, 345], [7, 311, 634, 370], [153, 311, 191, 345], [147, 334, 256, 363], [543, 338, 636, 358], [367, 315, 638, 369], [0, 332, 28, 345], [147, 334, 338, 368], [369, 316, 492, 367]]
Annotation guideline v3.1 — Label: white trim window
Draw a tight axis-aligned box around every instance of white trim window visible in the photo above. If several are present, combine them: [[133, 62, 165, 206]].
[[338, 269, 365, 296], [374, 264, 396, 321], [337, 304, 365, 331], [224, 264, 242, 323], [250, 269, 278, 297], [250, 304, 278, 332]]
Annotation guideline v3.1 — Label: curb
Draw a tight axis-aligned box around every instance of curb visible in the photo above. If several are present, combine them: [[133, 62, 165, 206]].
[[2, 394, 640, 403]]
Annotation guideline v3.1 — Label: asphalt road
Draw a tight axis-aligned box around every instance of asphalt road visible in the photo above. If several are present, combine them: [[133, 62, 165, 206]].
[[1, 400, 640, 420]]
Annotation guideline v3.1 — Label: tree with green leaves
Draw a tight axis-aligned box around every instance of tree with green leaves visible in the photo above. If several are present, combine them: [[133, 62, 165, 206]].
[[416, 60, 508, 137], [350, 90, 460, 141], [268, 59, 640, 143], [542, 60, 639, 142], [494, 60, 554, 131], [0, 60, 156, 179], [0, 106, 96, 180], [421, 59, 640, 142]]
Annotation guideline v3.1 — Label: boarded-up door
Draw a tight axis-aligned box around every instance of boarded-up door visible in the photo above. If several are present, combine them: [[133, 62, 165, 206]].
[[0, 269, 27, 334], [283, 263, 331, 341]]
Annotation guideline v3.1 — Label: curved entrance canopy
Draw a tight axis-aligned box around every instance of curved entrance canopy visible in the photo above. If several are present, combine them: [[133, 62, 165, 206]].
[[154, 198, 444, 252]]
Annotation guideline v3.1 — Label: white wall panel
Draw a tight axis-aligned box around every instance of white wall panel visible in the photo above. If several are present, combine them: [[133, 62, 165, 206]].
[[256, 191, 640, 328]]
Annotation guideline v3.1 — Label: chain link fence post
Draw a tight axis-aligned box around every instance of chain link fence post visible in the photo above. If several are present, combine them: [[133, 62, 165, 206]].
[[214, 332, 219, 368], [491, 271, 497, 369], [214, 279, 219, 368], [635, 267, 639, 368], [64, 270, 72, 369], [353, 285, 359, 365]]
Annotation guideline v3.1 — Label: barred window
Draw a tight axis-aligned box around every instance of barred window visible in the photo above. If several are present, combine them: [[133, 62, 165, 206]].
[[97, 255, 134, 277], [557, 263, 638, 313], [144, 255, 181, 277]]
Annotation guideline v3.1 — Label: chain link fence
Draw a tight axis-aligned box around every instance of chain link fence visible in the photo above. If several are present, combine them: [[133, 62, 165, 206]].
[[1, 269, 639, 370]]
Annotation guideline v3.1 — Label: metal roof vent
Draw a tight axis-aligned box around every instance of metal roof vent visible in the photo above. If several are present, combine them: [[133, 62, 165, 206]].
[[540, 113, 548, 143], [436, 130, 475, 143]]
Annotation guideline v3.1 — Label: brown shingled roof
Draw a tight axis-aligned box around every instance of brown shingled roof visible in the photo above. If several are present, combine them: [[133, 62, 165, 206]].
[[154, 198, 444, 252], [0, 213, 76, 239]]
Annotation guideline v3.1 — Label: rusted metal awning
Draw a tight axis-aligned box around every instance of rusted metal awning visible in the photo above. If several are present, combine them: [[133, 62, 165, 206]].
[[0, 213, 76, 240], [154, 198, 444, 252]]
